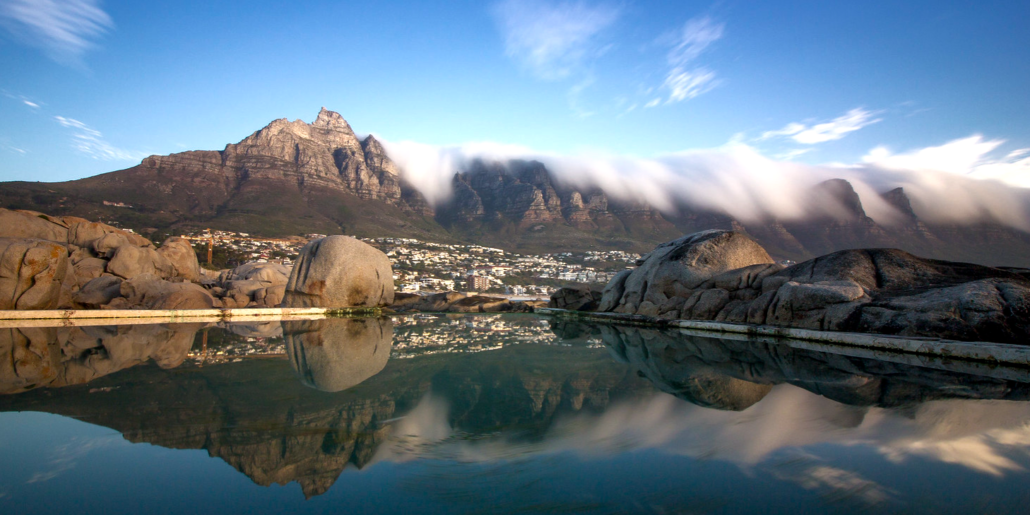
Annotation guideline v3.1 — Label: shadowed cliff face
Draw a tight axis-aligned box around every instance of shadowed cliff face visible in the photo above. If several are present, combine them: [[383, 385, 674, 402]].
[[552, 320, 1030, 410]]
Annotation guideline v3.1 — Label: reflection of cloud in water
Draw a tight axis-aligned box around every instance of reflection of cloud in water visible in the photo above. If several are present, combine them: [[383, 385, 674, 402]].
[[25, 434, 119, 484], [372, 393, 453, 463], [371, 384, 1030, 480]]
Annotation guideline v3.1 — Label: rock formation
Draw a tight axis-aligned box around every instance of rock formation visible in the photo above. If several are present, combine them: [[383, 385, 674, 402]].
[[590, 230, 1030, 343], [0, 207, 300, 310], [281, 236, 394, 308]]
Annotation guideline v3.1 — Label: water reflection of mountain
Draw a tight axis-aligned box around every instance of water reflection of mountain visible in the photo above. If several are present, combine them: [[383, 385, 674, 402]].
[[550, 320, 1030, 410], [0, 322, 649, 498], [3, 316, 1030, 500]]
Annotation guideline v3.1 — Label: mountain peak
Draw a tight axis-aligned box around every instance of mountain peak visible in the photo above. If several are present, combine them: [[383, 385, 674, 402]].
[[812, 178, 866, 219], [313, 107, 350, 129], [881, 187, 917, 219]]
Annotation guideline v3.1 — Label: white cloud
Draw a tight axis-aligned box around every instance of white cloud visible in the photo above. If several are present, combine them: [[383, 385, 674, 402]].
[[658, 16, 724, 104], [0, 0, 113, 64], [776, 148, 813, 161], [54, 115, 145, 161], [378, 131, 1030, 230], [643, 97, 661, 108], [762, 108, 883, 145], [667, 15, 724, 65], [663, 66, 717, 103], [491, 0, 620, 81], [22, 99, 39, 108]]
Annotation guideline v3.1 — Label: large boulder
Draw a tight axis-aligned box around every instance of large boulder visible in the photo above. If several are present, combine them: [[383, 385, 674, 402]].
[[281, 236, 394, 308], [0, 209, 69, 243], [115, 274, 218, 310], [221, 261, 291, 284], [283, 317, 394, 392], [604, 230, 774, 314], [106, 244, 175, 280], [219, 262, 291, 308], [549, 285, 603, 311], [73, 275, 124, 308], [0, 238, 69, 310], [70, 257, 109, 288], [156, 237, 205, 283], [64, 217, 152, 250]]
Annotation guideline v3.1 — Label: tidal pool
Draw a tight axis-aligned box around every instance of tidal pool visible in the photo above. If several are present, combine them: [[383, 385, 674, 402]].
[[1, 314, 1029, 514]]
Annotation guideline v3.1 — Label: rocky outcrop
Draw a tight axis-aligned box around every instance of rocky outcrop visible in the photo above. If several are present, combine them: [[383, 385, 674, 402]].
[[282, 236, 394, 308], [0, 209, 308, 310], [283, 317, 394, 392], [592, 230, 1030, 343]]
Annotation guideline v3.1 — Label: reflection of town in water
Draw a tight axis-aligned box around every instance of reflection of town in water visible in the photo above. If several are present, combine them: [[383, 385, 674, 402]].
[[185, 314, 572, 366]]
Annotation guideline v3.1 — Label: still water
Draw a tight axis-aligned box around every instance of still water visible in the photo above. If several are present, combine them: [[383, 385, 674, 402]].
[[2, 314, 1030, 514]]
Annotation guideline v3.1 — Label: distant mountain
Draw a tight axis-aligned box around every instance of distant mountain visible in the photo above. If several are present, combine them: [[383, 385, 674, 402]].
[[3, 108, 1029, 266]]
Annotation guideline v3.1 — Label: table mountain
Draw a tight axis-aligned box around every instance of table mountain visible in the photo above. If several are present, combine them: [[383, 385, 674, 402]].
[[2, 108, 1029, 266]]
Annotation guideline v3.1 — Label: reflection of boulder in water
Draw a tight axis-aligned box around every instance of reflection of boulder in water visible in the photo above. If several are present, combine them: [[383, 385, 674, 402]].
[[0, 323, 202, 394], [599, 325, 771, 410], [219, 321, 283, 339], [584, 322, 1030, 411], [660, 372, 772, 411], [284, 317, 394, 392]]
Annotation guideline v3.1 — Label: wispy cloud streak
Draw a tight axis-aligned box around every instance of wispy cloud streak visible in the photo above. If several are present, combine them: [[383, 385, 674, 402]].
[[491, 0, 620, 81], [0, 0, 113, 64], [761, 108, 883, 145], [54, 115, 144, 161], [659, 16, 723, 104]]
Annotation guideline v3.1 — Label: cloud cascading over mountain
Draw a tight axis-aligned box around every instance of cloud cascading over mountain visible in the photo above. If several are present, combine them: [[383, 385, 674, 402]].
[[381, 133, 1030, 231]]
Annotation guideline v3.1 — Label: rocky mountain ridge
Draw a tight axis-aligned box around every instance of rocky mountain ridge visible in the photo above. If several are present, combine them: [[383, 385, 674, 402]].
[[2, 108, 1029, 266]]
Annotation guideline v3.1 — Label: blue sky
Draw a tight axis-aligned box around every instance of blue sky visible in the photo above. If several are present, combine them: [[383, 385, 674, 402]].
[[1, 0, 1028, 185]]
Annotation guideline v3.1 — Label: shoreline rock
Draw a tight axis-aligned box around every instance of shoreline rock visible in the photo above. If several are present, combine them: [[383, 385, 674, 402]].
[[566, 230, 1030, 343]]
